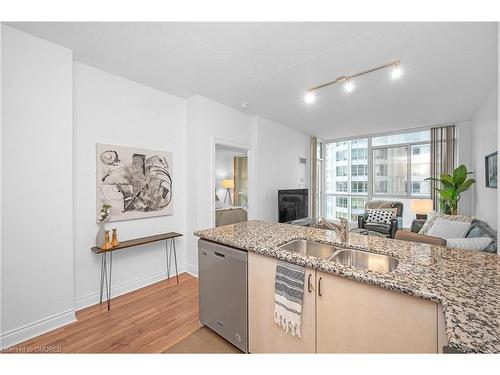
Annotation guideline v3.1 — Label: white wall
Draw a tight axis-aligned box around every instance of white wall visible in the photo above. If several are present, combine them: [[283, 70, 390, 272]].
[[1, 26, 74, 346], [73, 63, 187, 309], [185, 96, 310, 274], [254, 116, 310, 222], [456, 121, 474, 216], [472, 87, 498, 229], [185, 95, 255, 273], [0, 23, 3, 349]]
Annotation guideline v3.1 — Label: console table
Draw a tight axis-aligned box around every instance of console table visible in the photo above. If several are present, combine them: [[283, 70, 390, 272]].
[[91, 232, 183, 310]]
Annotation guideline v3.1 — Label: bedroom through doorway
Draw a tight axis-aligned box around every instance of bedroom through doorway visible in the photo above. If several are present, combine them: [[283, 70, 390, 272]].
[[214, 143, 249, 227]]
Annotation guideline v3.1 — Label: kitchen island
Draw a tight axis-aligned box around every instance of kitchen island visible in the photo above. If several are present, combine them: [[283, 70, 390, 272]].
[[194, 220, 500, 354]]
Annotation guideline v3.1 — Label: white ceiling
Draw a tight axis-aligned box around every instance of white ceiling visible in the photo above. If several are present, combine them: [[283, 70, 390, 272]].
[[7, 22, 498, 139]]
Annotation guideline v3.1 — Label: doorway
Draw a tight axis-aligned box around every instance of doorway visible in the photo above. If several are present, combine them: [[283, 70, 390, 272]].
[[212, 140, 252, 227]]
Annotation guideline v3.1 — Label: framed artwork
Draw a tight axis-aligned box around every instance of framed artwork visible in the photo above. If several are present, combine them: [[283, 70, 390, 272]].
[[485, 151, 497, 189], [96, 143, 173, 222]]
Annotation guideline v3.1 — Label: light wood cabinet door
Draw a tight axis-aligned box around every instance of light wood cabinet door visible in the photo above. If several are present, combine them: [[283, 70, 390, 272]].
[[248, 252, 316, 353], [316, 271, 439, 353]]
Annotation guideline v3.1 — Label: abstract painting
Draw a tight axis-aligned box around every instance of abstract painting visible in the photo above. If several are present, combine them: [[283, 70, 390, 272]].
[[96, 143, 173, 222]]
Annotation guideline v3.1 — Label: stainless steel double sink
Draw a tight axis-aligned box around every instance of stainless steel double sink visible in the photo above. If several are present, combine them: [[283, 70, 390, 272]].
[[279, 239, 399, 273]]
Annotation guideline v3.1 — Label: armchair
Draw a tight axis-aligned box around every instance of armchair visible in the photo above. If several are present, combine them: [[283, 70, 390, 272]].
[[357, 200, 403, 238]]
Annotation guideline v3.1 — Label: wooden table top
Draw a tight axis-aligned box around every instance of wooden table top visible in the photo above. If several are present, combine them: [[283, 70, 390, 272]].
[[91, 232, 182, 254]]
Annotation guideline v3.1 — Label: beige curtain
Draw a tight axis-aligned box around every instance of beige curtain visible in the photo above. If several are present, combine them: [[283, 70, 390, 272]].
[[310, 137, 318, 219], [430, 125, 456, 211]]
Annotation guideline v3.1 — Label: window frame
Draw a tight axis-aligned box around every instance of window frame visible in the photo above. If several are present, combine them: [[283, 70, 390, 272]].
[[320, 127, 434, 220], [371, 139, 430, 199]]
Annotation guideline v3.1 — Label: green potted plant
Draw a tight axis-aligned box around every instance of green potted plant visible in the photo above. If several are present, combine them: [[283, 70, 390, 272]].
[[425, 165, 475, 215]]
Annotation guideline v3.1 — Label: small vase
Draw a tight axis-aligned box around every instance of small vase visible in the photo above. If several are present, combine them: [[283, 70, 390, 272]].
[[111, 228, 119, 247], [96, 222, 106, 247], [101, 230, 113, 250]]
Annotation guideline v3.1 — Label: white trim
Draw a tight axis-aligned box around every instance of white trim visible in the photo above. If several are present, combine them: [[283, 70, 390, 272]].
[[73, 264, 187, 310], [0, 309, 76, 349], [186, 264, 199, 278], [210, 137, 255, 227]]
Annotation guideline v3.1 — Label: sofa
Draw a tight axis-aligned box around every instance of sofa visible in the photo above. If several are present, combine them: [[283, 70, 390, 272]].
[[395, 218, 497, 252]]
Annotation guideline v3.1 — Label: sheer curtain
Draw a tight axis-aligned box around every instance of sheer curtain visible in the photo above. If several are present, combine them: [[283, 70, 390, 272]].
[[310, 136, 318, 219], [430, 125, 456, 211]]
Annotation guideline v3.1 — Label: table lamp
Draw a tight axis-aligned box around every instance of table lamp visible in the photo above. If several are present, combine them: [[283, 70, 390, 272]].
[[222, 179, 234, 205], [410, 199, 433, 220]]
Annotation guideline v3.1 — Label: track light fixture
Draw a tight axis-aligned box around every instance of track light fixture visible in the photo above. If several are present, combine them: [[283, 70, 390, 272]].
[[304, 59, 402, 104]]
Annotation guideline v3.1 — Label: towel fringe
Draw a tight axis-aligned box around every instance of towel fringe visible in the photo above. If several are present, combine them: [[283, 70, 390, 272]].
[[274, 310, 302, 338]]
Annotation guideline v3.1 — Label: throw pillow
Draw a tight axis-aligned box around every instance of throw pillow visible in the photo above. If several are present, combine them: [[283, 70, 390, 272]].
[[419, 211, 473, 235], [446, 237, 493, 251], [466, 219, 497, 253], [427, 217, 471, 239], [367, 209, 394, 225]]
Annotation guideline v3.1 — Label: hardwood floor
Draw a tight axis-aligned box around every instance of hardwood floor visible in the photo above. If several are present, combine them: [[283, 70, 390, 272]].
[[8, 273, 200, 353]]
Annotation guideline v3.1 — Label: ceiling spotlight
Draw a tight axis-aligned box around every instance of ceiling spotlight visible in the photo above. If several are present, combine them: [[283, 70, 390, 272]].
[[391, 64, 403, 80], [344, 79, 355, 93], [304, 91, 316, 104]]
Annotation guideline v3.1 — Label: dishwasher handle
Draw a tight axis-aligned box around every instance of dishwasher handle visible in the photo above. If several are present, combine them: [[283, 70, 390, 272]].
[[214, 251, 226, 259]]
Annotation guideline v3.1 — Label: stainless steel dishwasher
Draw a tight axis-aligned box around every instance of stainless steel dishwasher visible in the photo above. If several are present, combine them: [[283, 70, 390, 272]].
[[198, 239, 248, 352]]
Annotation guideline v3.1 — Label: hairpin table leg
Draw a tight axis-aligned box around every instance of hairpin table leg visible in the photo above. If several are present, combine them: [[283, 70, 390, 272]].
[[107, 251, 113, 311], [103, 253, 108, 307], [99, 253, 105, 304], [172, 238, 179, 284]]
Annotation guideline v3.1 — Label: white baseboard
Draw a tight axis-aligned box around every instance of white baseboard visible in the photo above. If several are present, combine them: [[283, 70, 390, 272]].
[[0, 308, 76, 349], [74, 264, 187, 311], [186, 264, 198, 278]]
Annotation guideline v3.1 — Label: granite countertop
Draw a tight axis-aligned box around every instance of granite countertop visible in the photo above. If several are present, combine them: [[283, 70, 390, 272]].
[[194, 220, 500, 354]]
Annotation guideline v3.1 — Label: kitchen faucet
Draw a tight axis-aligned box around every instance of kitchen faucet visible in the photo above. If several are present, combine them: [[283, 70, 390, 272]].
[[315, 217, 349, 246]]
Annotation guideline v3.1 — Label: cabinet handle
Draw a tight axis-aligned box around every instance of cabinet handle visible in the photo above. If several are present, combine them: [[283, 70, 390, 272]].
[[318, 277, 323, 297], [307, 273, 313, 293]]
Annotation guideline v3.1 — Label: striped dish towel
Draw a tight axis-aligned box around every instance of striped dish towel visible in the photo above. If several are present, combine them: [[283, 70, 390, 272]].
[[274, 260, 305, 338]]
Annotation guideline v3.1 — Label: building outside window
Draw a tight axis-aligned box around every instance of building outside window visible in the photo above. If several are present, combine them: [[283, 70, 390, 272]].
[[336, 165, 348, 177], [324, 139, 368, 221]]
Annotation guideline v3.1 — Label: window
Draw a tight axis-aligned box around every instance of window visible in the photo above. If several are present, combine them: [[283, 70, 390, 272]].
[[351, 165, 367, 177], [336, 149, 348, 161], [320, 129, 432, 223], [372, 130, 430, 147], [336, 196, 348, 208], [336, 182, 348, 192], [410, 144, 431, 197], [350, 197, 367, 221], [351, 181, 368, 193], [336, 165, 348, 177], [324, 139, 368, 221], [336, 211, 348, 220], [373, 146, 408, 196], [351, 148, 367, 161], [372, 131, 431, 197], [375, 164, 387, 176], [374, 181, 388, 194]]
